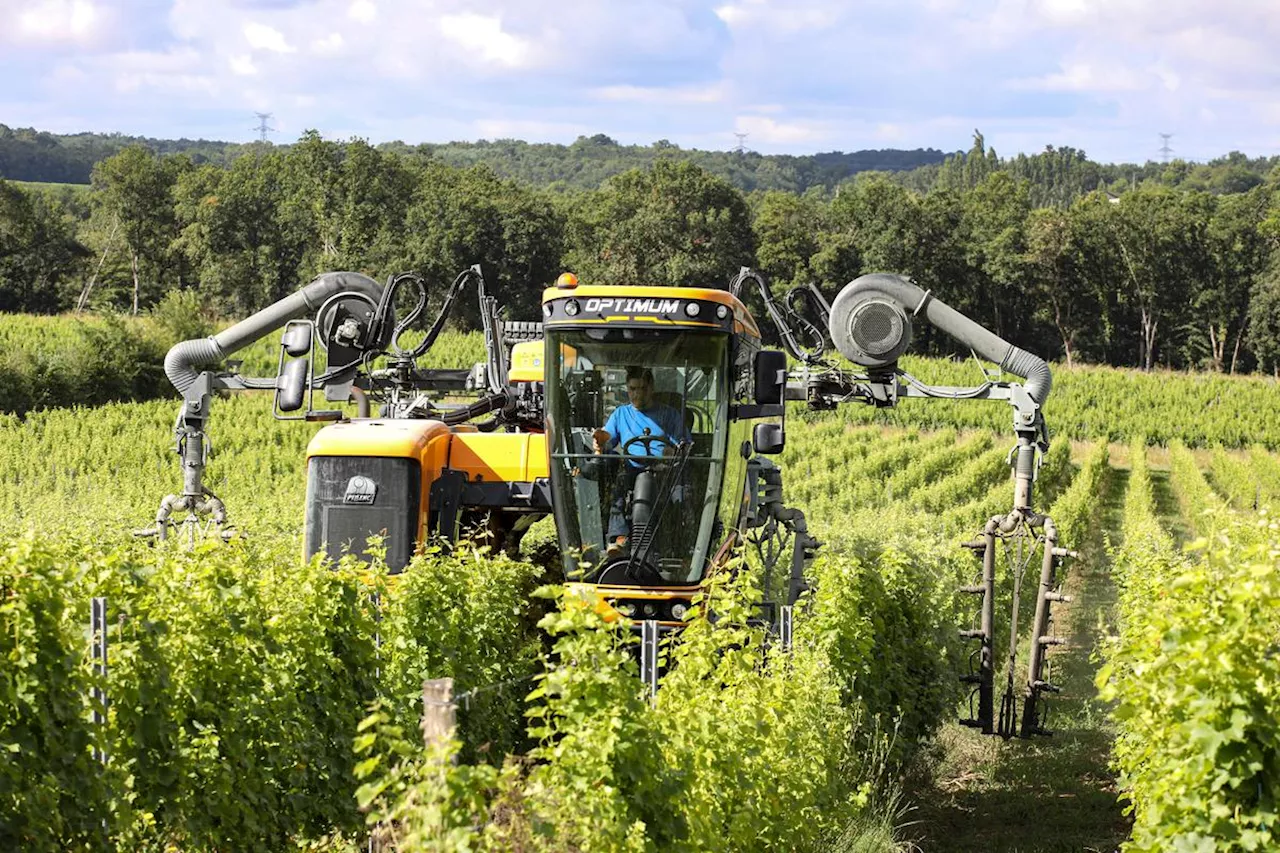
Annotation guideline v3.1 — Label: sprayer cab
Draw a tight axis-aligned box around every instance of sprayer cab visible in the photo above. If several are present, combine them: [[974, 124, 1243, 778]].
[[540, 283, 779, 596]]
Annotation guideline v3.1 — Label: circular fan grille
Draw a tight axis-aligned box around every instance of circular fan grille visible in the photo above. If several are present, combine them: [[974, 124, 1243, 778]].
[[850, 301, 904, 357]]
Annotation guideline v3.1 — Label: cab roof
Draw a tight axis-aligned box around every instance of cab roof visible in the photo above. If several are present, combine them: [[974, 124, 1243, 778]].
[[540, 283, 760, 338]]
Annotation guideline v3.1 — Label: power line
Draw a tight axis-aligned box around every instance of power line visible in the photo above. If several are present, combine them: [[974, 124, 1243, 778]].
[[1158, 132, 1174, 163], [253, 112, 275, 143]]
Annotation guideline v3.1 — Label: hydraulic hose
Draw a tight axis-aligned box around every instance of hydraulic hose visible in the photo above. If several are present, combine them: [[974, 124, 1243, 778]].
[[163, 272, 385, 394], [439, 393, 508, 425], [832, 273, 1053, 404]]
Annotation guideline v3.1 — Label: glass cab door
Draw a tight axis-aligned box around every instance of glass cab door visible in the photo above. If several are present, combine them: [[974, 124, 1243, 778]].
[[545, 329, 730, 585]]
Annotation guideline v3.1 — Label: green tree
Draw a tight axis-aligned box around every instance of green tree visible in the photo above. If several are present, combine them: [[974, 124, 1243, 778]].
[[1200, 187, 1273, 371], [90, 146, 187, 313], [172, 152, 308, 312], [1106, 188, 1204, 369], [958, 171, 1032, 341], [820, 176, 974, 356], [0, 179, 87, 312], [1248, 264, 1280, 375], [825, 175, 920, 277], [396, 162, 565, 325], [565, 161, 755, 288], [281, 133, 417, 279], [1024, 207, 1092, 365], [751, 190, 823, 287], [934, 130, 1000, 193]]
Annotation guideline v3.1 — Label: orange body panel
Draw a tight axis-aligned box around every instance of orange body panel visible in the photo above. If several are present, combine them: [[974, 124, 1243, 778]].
[[308, 419, 550, 548], [441, 433, 549, 484]]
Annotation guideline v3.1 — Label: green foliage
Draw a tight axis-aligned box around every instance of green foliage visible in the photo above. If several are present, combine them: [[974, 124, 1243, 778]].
[[1102, 495, 1280, 850], [362, 573, 887, 851], [101, 541, 379, 849], [9, 124, 1280, 375], [829, 353, 1280, 449], [147, 288, 216, 343], [1166, 441, 1226, 534], [0, 536, 109, 851], [0, 530, 549, 850], [751, 189, 826, 287], [0, 312, 170, 415], [353, 703, 506, 852], [1045, 441, 1110, 549], [379, 545, 546, 761], [2, 123, 946, 192], [91, 146, 190, 313]]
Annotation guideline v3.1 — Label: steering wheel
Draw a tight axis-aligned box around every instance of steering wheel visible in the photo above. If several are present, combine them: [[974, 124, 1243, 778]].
[[621, 432, 679, 461], [594, 558, 664, 586]]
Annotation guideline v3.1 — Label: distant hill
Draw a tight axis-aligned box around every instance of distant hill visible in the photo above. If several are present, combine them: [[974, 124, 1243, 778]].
[[0, 125, 253, 184], [0, 124, 949, 193], [381, 134, 951, 193]]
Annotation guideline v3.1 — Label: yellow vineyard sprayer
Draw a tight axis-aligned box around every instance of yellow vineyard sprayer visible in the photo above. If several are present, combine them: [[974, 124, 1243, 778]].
[[144, 264, 1071, 739]]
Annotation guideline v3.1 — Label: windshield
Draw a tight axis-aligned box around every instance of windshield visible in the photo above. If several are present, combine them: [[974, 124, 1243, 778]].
[[546, 328, 730, 585]]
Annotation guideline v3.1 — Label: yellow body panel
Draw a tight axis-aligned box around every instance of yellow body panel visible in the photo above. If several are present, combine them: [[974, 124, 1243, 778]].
[[565, 582, 697, 626], [508, 340, 544, 382], [445, 433, 549, 483], [306, 418, 452, 460]]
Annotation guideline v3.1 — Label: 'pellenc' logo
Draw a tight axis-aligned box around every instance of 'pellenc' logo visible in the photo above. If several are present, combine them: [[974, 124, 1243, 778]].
[[343, 476, 377, 505]]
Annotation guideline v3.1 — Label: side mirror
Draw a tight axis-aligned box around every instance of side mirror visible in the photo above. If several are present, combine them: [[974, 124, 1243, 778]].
[[753, 422, 784, 455], [753, 350, 786, 405], [281, 322, 313, 357], [277, 357, 309, 413]]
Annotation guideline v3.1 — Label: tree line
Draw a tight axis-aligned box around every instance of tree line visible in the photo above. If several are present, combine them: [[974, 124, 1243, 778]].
[[0, 123, 946, 192], [2, 129, 1280, 373]]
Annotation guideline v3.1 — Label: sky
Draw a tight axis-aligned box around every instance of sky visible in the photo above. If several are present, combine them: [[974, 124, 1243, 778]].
[[1, 0, 1279, 164]]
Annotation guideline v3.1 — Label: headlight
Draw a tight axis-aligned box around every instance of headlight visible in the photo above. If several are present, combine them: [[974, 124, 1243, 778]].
[[684, 302, 701, 317], [614, 601, 635, 617], [641, 602, 656, 618], [716, 304, 729, 319], [564, 299, 581, 316], [670, 602, 689, 621]]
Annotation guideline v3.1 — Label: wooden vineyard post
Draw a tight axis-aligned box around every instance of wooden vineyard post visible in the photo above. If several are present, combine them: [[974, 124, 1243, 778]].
[[422, 677, 456, 753]]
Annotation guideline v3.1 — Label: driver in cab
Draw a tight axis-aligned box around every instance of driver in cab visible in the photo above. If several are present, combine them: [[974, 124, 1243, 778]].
[[592, 367, 687, 459], [592, 367, 689, 557]]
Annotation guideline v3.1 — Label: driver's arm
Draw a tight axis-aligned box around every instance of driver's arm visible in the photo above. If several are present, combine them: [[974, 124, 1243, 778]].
[[593, 408, 622, 454]]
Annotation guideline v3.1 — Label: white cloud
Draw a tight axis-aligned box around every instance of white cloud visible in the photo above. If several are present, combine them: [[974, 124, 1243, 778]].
[[875, 122, 904, 142], [1011, 61, 1152, 93], [1033, 0, 1095, 27], [348, 0, 376, 23], [13, 0, 99, 42], [243, 21, 295, 53], [714, 0, 840, 33], [229, 54, 257, 76], [6, 0, 1280, 162], [311, 32, 345, 55], [592, 82, 727, 105], [439, 13, 534, 68], [734, 114, 825, 144]]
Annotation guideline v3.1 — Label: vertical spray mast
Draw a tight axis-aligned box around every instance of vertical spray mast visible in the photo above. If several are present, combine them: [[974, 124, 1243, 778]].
[[141, 271, 387, 542], [743, 268, 1069, 739]]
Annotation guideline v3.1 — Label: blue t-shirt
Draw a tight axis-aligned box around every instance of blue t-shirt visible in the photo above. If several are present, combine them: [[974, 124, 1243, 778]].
[[604, 404, 689, 463]]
